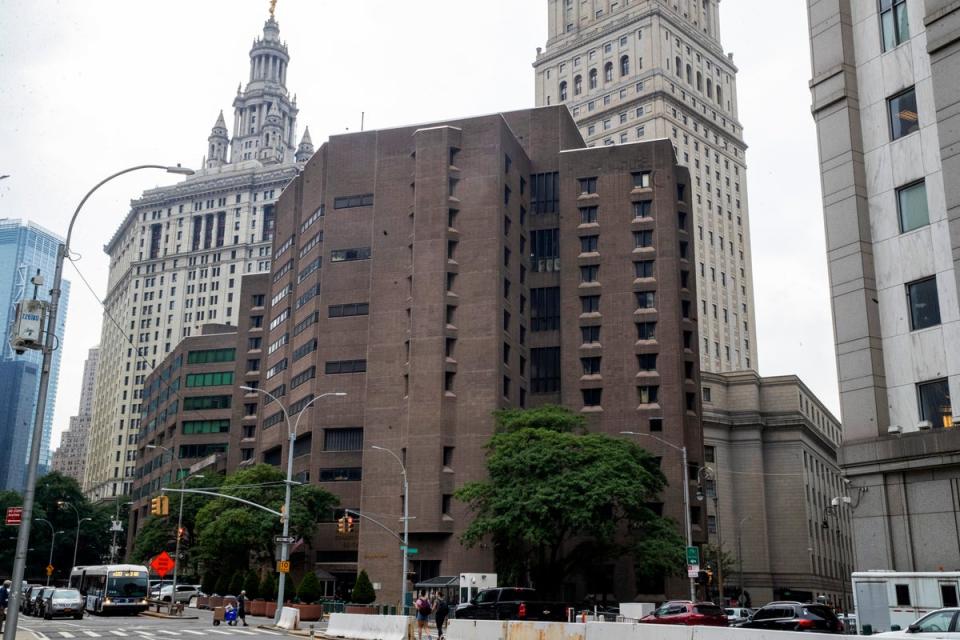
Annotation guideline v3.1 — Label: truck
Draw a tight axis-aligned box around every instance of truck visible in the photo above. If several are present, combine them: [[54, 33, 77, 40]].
[[453, 587, 571, 621], [853, 571, 960, 634]]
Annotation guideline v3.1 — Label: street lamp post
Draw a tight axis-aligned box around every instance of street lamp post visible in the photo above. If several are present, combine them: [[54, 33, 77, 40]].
[[621, 431, 695, 601], [35, 519, 64, 586], [240, 387, 345, 623], [57, 501, 92, 571], [371, 445, 409, 613], [737, 515, 751, 606], [146, 444, 198, 602], [3, 164, 193, 640], [696, 466, 724, 605], [110, 501, 134, 564]]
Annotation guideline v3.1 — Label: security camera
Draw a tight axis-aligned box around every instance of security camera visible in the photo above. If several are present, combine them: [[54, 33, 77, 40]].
[[842, 478, 851, 486]]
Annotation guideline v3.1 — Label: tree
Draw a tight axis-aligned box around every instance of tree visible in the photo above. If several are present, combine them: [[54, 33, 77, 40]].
[[214, 573, 230, 596], [456, 406, 682, 596], [202, 570, 218, 595], [229, 570, 245, 596], [351, 569, 376, 604], [243, 569, 260, 599], [129, 516, 174, 565], [297, 571, 322, 604], [193, 465, 338, 579]]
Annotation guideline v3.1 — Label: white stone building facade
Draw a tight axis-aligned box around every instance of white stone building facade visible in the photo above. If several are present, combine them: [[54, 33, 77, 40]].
[[51, 346, 99, 483], [807, 0, 960, 571], [533, 0, 758, 373], [83, 13, 313, 500]]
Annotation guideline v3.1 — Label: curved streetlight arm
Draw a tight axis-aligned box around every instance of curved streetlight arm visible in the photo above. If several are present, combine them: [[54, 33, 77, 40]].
[[371, 445, 410, 611], [241, 386, 292, 435], [291, 392, 347, 438], [146, 443, 184, 478], [619, 430, 684, 453], [65, 165, 193, 251]]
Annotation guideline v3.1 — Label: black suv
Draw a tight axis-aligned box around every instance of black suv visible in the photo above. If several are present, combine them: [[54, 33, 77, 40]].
[[738, 601, 844, 633]]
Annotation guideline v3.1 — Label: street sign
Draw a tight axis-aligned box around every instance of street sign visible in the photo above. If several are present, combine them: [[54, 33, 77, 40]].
[[401, 546, 418, 555], [274, 535, 296, 544], [686, 546, 700, 567], [46, 564, 54, 576], [110, 520, 123, 532], [5, 506, 23, 525], [277, 560, 290, 573], [687, 566, 700, 578], [150, 551, 175, 578]]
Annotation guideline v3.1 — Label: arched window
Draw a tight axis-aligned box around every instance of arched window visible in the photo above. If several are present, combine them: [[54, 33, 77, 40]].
[[696, 71, 702, 92], [717, 85, 723, 105], [706, 78, 713, 98], [620, 55, 629, 76], [686, 64, 692, 84], [574, 75, 583, 96], [589, 68, 598, 89], [604, 62, 613, 83], [675, 57, 682, 77], [559, 81, 568, 101]]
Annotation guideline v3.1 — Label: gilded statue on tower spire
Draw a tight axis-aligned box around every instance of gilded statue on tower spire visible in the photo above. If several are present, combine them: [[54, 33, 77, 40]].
[[269, 0, 277, 19]]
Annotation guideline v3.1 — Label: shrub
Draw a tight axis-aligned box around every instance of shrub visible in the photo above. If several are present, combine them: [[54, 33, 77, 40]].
[[351, 569, 375, 605], [260, 573, 277, 601], [297, 571, 322, 604], [229, 571, 245, 597], [244, 569, 260, 599]]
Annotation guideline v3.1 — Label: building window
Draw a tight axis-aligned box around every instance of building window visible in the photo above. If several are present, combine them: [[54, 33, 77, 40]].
[[897, 181, 929, 233], [888, 87, 919, 140], [580, 235, 599, 253], [532, 229, 560, 272], [580, 265, 599, 283], [579, 177, 598, 194], [633, 201, 652, 219], [333, 193, 374, 209], [325, 359, 367, 374], [632, 171, 651, 188], [896, 584, 912, 606], [636, 291, 655, 309], [531, 287, 561, 331], [637, 353, 657, 371], [582, 388, 603, 407], [574, 75, 582, 95], [634, 230, 653, 248], [620, 55, 629, 76], [589, 68, 598, 89], [880, 0, 909, 51], [705, 446, 715, 463], [637, 385, 658, 404], [329, 302, 370, 318], [581, 357, 601, 375], [531, 172, 560, 214], [581, 325, 601, 344], [634, 260, 654, 278], [917, 379, 952, 429], [187, 348, 236, 364], [580, 206, 598, 224], [636, 321, 656, 340], [906, 277, 940, 330], [331, 247, 371, 262], [581, 295, 600, 313], [559, 81, 568, 101]]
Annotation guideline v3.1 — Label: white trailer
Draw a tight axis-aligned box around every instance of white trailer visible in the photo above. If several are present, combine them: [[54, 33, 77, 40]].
[[853, 571, 960, 634], [459, 573, 497, 604]]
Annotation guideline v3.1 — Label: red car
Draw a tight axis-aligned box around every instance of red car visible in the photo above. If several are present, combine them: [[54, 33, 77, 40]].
[[639, 601, 729, 626]]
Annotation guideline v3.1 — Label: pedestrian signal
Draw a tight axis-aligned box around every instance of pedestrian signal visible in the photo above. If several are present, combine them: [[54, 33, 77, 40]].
[[337, 516, 346, 534]]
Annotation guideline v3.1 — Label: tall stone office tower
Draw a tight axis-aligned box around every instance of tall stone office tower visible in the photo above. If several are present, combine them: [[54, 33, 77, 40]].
[[533, 0, 757, 373], [0, 219, 70, 491], [51, 347, 100, 484], [83, 9, 313, 501], [807, 1, 960, 573]]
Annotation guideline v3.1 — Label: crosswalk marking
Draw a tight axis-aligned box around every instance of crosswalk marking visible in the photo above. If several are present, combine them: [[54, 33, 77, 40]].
[[232, 631, 256, 635], [258, 630, 281, 636], [110, 632, 129, 637], [58, 633, 76, 638], [83, 632, 100, 637], [180, 631, 205, 636], [207, 630, 232, 635], [157, 632, 181, 636]]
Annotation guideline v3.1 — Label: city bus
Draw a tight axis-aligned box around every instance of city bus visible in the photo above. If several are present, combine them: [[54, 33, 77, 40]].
[[68, 564, 150, 615]]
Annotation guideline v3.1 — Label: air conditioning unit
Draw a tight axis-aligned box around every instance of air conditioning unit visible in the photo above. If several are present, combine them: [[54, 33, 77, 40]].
[[887, 425, 902, 435], [918, 420, 933, 431]]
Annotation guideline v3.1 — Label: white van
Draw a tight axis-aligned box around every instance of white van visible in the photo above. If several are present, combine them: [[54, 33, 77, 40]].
[[853, 572, 960, 634]]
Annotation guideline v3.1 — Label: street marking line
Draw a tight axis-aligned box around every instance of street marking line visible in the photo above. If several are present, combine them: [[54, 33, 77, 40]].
[[157, 632, 181, 636], [109, 632, 129, 637], [258, 630, 281, 636], [24, 630, 49, 640], [233, 631, 256, 635], [179, 632, 205, 636], [207, 631, 232, 635], [58, 633, 77, 638], [82, 632, 100, 638]]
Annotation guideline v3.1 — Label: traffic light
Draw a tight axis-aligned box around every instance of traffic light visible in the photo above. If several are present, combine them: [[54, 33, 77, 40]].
[[697, 570, 708, 585], [150, 497, 161, 516], [159, 495, 169, 516], [346, 515, 355, 533], [176, 526, 185, 542], [337, 516, 346, 534]]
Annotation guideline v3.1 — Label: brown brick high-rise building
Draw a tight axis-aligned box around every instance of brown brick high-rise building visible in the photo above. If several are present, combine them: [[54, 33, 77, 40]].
[[255, 105, 703, 603]]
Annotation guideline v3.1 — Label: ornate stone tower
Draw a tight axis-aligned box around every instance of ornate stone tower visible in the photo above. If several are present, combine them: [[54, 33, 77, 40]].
[[229, 14, 299, 164], [295, 127, 314, 163], [206, 111, 230, 169]]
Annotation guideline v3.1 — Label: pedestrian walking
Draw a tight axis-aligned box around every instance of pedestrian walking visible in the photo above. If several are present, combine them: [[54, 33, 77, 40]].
[[0, 580, 10, 632], [414, 591, 432, 640], [434, 592, 449, 639], [237, 590, 248, 626]]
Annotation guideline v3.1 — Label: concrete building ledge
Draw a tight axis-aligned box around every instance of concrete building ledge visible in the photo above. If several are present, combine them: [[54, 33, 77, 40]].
[[841, 429, 960, 473]]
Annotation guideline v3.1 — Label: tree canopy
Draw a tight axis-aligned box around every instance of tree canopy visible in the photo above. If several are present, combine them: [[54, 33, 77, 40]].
[[455, 406, 684, 595]]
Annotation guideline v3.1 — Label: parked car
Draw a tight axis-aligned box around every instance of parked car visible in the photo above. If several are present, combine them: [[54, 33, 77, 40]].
[[454, 587, 571, 621], [21, 585, 43, 613], [40, 588, 84, 620], [738, 601, 844, 633], [28, 587, 56, 617], [153, 584, 203, 603], [875, 609, 960, 639], [639, 601, 728, 626], [725, 607, 755, 625]]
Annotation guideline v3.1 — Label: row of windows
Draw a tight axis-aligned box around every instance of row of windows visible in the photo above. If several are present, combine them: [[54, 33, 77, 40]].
[[330, 247, 371, 262], [182, 419, 230, 435], [329, 302, 369, 318], [333, 193, 374, 210], [182, 395, 232, 410], [324, 359, 367, 374], [178, 443, 227, 459], [186, 348, 235, 364], [184, 371, 234, 387]]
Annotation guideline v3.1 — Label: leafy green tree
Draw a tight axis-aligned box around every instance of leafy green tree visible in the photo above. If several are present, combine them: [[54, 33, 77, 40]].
[[214, 573, 230, 596], [297, 571, 322, 604], [0, 489, 24, 574], [260, 573, 277, 601], [456, 406, 681, 596], [129, 516, 174, 564], [202, 570, 218, 595], [243, 569, 260, 599], [229, 570, 245, 596], [351, 569, 376, 604], [193, 465, 337, 575]]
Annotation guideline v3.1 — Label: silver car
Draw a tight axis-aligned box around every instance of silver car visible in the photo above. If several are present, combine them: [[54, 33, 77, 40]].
[[41, 588, 84, 620]]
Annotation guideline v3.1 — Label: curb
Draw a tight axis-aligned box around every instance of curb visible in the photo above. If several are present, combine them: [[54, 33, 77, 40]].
[[140, 611, 200, 620]]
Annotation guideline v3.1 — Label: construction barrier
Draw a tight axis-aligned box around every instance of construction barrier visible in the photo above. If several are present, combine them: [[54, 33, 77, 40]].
[[445, 620, 833, 640], [277, 606, 301, 631], [325, 612, 411, 640]]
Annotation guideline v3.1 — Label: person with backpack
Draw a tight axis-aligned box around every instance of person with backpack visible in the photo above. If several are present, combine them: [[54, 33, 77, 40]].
[[434, 592, 449, 639], [414, 591, 432, 640]]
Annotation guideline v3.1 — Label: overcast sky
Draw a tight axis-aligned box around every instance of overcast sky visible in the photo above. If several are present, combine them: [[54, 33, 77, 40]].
[[0, 1, 837, 449]]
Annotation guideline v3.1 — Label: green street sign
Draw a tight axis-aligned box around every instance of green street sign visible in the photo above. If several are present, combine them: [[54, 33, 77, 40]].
[[686, 546, 700, 566], [402, 546, 419, 555]]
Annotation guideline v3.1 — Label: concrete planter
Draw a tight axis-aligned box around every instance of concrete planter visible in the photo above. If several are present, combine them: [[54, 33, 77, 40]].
[[264, 601, 278, 618], [208, 596, 224, 609], [197, 596, 210, 610], [345, 605, 377, 615], [293, 603, 324, 621], [249, 600, 266, 616]]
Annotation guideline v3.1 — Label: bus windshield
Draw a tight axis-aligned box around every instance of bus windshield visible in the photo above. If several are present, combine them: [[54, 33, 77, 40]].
[[107, 575, 147, 598]]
